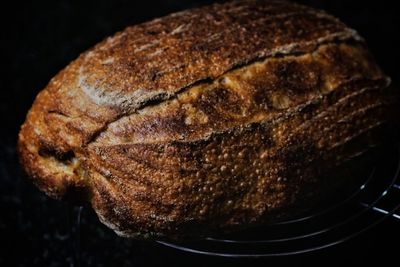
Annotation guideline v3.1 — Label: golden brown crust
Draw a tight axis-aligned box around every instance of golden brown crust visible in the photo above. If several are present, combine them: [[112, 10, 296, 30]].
[[18, 0, 396, 239]]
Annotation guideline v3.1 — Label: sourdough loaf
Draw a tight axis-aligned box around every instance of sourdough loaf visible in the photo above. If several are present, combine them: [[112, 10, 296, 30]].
[[18, 0, 397, 239]]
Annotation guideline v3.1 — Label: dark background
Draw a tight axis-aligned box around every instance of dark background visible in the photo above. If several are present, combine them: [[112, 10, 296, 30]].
[[1, 0, 399, 266]]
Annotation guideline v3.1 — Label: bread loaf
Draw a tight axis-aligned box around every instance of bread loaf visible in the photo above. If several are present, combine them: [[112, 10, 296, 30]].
[[18, 0, 397, 239]]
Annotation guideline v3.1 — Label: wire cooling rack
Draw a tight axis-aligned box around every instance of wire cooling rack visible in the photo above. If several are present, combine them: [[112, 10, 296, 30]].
[[157, 144, 400, 257]]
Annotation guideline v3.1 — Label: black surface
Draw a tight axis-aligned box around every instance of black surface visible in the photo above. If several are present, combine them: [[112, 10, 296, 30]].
[[1, 0, 399, 266]]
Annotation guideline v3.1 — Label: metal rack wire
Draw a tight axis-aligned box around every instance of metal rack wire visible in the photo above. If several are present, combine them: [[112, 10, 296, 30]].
[[157, 145, 400, 257]]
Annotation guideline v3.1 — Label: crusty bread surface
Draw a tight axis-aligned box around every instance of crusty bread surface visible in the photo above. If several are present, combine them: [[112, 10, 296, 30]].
[[18, 0, 397, 239]]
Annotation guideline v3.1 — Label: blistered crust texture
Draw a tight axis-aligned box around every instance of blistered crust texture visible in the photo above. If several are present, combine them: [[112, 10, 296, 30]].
[[18, 0, 396, 239]]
